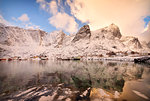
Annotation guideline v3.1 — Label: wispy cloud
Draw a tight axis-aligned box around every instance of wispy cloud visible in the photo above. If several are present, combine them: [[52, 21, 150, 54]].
[[36, 0, 48, 11], [48, 0, 58, 15], [12, 14, 40, 30], [18, 14, 30, 22], [49, 12, 78, 33], [25, 22, 40, 30], [36, 0, 78, 33], [12, 17, 18, 22], [139, 22, 150, 42], [0, 15, 11, 25]]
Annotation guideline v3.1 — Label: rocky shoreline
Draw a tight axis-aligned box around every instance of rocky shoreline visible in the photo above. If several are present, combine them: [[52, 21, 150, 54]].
[[2, 83, 122, 101], [0, 54, 150, 63]]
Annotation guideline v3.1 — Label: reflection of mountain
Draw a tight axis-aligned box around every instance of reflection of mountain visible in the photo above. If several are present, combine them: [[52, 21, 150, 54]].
[[0, 23, 150, 59], [0, 61, 148, 97], [119, 67, 150, 101]]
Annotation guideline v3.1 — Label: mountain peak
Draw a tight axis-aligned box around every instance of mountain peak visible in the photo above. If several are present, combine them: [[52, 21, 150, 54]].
[[101, 23, 122, 39], [147, 41, 150, 48], [108, 23, 118, 28], [0, 23, 6, 27], [1, 24, 149, 59], [121, 36, 142, 49], [72, 25, 91, 42]]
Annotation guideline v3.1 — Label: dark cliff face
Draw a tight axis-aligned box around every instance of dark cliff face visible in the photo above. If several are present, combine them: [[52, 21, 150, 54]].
[[109, 23, 122, 39], [130, 37, 142, 49], [72, 25, 91, 42], [56, 31, 66, 45]]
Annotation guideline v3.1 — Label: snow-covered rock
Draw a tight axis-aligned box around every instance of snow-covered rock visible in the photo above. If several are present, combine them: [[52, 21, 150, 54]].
[[147, 41, 150, 48], [121, 36, 142, 49], [72, 25, 91, 42], [43, 30, 67, 47], [0, 24, 47, 46], [0, 23, 150, 59], [102, 23, 122, 39]]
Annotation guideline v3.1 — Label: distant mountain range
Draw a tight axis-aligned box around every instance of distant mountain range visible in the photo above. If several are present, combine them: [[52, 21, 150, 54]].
[[0, 23, 149, 59]]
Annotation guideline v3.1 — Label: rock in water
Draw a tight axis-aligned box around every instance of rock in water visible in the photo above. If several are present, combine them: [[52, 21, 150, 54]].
[[134, 57, 150, 64], [72, 25, 91, 42]]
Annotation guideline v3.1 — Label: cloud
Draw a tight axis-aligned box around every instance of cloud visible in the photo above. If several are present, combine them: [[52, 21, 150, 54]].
[[36, 0, 45, 3], [66, 0, 150, 36], [0, 15, 11, 25], [49, 12, 78, 33], [12, 17, 18, 22], [36, 0, 78, 33], [48, 0, 58, 15], [36, 0, 48, 11], [11, 14, 40, 30], [25, 23, 40, 30], [36, 0, 58, 14], [0, 14, 40, 30], [18, 14, 30, 22], [139, 22, 150, 42]]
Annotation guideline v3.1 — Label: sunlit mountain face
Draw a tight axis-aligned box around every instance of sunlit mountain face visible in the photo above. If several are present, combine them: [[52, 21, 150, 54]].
[[0, 0, 150, 101], [0, 23, 150, 60]]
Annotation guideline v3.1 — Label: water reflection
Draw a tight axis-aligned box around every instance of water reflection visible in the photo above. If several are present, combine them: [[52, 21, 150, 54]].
[[0, 60, 150, 101]]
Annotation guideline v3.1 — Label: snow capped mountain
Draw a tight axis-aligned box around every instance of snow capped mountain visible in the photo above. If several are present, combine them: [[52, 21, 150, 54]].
[[95, 23, 122, 39], [72, 25, 91, 42], [121, 36, 142, 49], [0, 23, 149, 59], [90, 24, 125, 52], [0, 24, 47, 46]]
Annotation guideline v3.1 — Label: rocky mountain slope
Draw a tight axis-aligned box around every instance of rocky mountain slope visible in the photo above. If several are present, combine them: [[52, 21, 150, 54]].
[[147, 41, 150, 48], [0, 23, 149, 60]]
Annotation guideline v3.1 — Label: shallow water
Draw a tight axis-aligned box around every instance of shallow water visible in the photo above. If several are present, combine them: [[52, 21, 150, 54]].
[[0, 60, 150, 101]]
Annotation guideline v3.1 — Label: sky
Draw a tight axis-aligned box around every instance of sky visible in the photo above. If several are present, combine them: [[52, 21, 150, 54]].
[[0, 0, 150, 39]]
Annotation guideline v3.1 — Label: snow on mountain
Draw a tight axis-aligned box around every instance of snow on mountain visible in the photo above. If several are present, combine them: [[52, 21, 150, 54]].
[[148, 42, 150, 48], [0, 23, 149, 59], [121, 36, 142, 49], [90, 24, 125, 52], [72, 25, 91, 42], [0, 23, 5, 27], [0, 24, 47, 46], [43, 30, 68, 48], [93, 23, 122, 39]]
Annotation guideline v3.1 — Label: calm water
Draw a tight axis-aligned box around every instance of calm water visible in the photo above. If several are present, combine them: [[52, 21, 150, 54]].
[[0, 60, 150, 101]]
